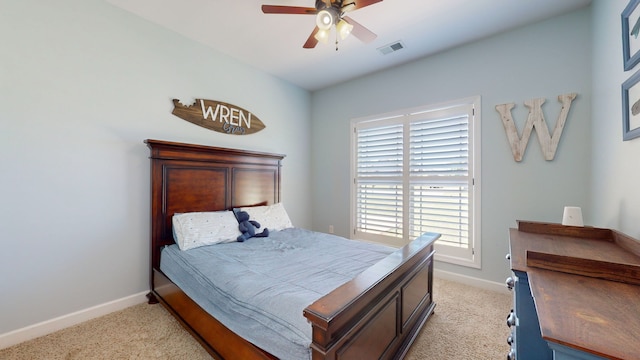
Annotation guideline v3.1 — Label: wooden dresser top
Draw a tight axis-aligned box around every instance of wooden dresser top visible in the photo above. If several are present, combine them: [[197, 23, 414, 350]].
[[509, 221, 640, 359]]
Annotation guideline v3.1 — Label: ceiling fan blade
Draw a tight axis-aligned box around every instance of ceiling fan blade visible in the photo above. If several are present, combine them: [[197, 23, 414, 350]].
[[343, 16, 377, 43], [345, 0, 383, 11], [303, 27, 320, 49], [261, 5, 317, 15]]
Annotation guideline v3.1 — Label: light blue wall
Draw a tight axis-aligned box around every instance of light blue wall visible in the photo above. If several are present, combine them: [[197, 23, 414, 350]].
[[310, 8, 593, 283], [591, 0, 640, 237], [0, 0, 311, 334]]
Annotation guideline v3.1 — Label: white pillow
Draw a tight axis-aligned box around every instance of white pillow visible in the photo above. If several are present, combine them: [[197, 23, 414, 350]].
[[172, 211, 241, 251], [239, 203, 293, 232]]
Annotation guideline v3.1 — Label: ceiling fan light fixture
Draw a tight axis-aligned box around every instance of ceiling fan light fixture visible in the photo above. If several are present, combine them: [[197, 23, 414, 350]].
[[314, 28, 330, 44], [261, 0, 381, 49], [316, 9, 335, 30], [337, 19, 353, 40]]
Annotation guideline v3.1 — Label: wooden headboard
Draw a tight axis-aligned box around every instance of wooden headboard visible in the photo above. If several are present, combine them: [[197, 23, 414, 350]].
[[145, 139, 285, 270]]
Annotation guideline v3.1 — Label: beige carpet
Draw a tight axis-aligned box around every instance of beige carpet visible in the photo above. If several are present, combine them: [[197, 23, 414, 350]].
[[0, 278, 511, 359]]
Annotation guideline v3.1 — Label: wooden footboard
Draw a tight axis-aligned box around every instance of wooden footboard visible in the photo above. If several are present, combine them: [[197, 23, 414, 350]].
[[304, 233, 437, 360]]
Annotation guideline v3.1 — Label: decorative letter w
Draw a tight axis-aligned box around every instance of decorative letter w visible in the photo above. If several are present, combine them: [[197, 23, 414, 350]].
[[495, 93, 577, 162]]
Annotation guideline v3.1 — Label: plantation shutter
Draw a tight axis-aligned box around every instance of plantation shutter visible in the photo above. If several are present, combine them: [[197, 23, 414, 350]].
[[352, 100, 478, 265], [408, 113, 469, 248], [354, 123, 404, 238]]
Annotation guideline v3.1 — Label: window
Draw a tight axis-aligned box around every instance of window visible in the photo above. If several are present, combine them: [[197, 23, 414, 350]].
[[350, 97, 481, 268]]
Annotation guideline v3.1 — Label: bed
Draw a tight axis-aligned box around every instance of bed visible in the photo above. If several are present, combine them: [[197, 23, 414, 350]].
[[144, 139, 438, 360]]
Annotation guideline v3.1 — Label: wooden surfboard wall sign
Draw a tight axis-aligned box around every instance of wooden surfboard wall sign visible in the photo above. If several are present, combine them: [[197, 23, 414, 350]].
[[172, 98, 266, 135]]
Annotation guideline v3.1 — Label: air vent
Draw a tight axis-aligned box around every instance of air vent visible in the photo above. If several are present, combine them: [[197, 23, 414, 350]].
[[377, 41, 405, 55]]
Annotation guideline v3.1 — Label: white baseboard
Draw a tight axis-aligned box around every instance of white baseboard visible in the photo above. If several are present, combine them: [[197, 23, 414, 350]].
[[0, 291, 148, 350], [434, 269, 511, 295]]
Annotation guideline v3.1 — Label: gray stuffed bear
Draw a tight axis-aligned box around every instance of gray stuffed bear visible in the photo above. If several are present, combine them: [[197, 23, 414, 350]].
[[235, 210, 269, 242]]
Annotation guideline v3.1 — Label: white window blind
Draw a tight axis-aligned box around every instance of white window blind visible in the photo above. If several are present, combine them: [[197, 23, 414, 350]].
[[408, 115, 469, 248], [351, 97, 481, 268], [355, 124, 403, 238]]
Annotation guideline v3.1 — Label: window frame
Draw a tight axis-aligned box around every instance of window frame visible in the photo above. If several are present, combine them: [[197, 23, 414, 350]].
[[350, 96, 481, 269]]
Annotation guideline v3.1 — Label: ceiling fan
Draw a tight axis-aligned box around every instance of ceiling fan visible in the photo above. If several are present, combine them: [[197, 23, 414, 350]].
[[261, 0, 383, 49]]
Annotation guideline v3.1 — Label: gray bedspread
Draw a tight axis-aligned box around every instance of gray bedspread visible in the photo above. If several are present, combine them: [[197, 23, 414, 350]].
[[160, 227, 395, 360]]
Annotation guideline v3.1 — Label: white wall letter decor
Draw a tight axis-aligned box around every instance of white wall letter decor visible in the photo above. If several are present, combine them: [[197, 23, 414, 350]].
[[495, 93, 577, 162]]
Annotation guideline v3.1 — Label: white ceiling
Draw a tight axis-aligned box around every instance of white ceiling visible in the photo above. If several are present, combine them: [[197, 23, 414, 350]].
[[105, 0, 592, 91]]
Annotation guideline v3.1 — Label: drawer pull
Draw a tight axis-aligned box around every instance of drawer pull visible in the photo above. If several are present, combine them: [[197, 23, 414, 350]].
[[505, 276, 515, 290], [506, 311, 516, 327]]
